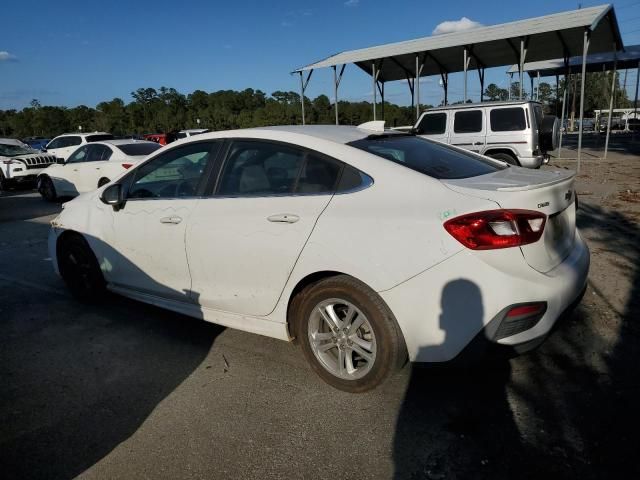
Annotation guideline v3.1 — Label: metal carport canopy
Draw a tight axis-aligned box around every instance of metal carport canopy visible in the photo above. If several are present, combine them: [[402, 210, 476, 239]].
[[507, 44, 640, 76], [292, 4, 622, 81]]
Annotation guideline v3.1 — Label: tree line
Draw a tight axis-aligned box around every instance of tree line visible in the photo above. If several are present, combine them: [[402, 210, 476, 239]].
[[0, 88, 418, 139], [0, 72, 632, 139]]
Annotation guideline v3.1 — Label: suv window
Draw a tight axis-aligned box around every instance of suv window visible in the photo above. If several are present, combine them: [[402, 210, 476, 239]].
[[417, 113, 447, 135], [62, 136, 82, 148], [490, 107, 526, 131], [453, 110, 483, 133], [348, 135, 503, 180], [128, 142, 218, 199], [46, 138, 62, 149], [86, 134, 115, 143]]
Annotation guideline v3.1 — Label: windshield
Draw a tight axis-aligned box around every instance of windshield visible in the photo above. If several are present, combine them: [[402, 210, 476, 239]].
[[348, 135, 504, 179], [117, 143, 162, 156], [0, 143, 36, 157]]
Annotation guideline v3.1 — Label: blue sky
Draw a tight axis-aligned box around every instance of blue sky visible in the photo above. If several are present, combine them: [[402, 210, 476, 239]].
[[1, 0, 639, 110]]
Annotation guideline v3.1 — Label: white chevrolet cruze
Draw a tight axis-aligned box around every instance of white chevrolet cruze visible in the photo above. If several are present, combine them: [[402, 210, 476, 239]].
[[48, 124, 589, 392]]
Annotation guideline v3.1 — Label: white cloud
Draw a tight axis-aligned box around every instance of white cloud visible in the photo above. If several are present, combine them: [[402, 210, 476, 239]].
[[432, 17, 483, 35], [344, 0, 359, 7], [281, 20, 293, 27], [0, 51, 17, 62]]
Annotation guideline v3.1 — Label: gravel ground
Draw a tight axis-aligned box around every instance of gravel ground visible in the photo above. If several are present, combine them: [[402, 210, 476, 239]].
[[0, 136, 638, 479]]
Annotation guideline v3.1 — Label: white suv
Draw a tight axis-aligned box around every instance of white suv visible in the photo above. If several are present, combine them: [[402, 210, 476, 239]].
[[414, 100, 559, 168], [0, 138, 57, 191], [45, 132, 115, 163]]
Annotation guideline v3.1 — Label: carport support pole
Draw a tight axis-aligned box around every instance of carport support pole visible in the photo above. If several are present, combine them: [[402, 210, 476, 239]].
[[536, 71, 541, 101], [372, 62, 377, 121], [508, 73, 513, 100], [558, 74, 568, 158], [415, 55, 421, 120], [299, 72, 306, 125], [604, 58, 617, 160], [577, 29, 590, 173], [519, 39, 526, 100], [634, 60, 639, 128], [463, 48, 468, 102]]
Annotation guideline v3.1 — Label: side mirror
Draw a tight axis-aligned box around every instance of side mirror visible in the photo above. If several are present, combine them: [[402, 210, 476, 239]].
[[101, 184, 125, 210]]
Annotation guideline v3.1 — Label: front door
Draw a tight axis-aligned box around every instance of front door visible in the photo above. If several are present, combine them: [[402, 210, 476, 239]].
[[105, 141, 219, 301], [187, 140, 342, 317], [416, 111, 449, 144]]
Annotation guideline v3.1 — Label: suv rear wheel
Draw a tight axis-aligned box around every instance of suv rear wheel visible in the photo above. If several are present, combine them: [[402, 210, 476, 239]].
[[487, 152, 519, 166], [293, 275, 406, 392]]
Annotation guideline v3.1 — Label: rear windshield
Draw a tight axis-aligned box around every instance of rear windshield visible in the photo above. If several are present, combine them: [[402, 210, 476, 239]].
[[348, 135, 504, 179], [117, 143, 162, 156], [86, 134, 115, 143]]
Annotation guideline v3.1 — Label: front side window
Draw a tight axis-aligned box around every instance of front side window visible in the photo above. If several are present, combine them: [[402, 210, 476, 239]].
[[490, 107, 526, 132], [127, 142, 218, 199], [47, 138, 62, 150], [453, 110, 483, 133], [348, 135, 503, 180], [66, 146, 89, 163], [417, 113, 447, 135]]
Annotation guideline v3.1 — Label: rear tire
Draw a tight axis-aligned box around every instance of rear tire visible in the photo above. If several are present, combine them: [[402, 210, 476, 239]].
[[487, 152, 519, 166], [38, 176, 57, 202], [293, 275, 406, 393], [57, 234, 105, 302]]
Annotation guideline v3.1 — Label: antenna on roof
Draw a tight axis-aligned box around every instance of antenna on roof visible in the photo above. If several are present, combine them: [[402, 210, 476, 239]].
[[357, 121, 386, 132]]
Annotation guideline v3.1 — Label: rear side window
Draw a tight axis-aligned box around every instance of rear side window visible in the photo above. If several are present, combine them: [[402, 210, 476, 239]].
[[417, 113, 447, 135], [63, 136, 82, 147], [86, 134, 115, 143], [453, 110, 483, 133], [348, 135, 503, 179], [117, 143, 162, 156], [490, 108, 526, 131]]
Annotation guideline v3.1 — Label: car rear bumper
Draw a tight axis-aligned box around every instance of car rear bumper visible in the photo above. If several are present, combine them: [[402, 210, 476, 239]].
[[379, 231, 590, 363]]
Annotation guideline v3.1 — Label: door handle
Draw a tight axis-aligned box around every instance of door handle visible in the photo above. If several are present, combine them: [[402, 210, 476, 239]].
[[267, 213, 299, 224], [160, 216, 182, 224]]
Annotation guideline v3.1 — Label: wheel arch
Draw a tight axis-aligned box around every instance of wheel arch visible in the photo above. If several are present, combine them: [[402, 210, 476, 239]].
[[483, 148, 520, 165]]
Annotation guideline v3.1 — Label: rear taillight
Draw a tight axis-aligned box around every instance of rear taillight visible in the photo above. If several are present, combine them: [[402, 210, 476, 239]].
[[444, 209, 546, 250], [122, 163, 133, 169]]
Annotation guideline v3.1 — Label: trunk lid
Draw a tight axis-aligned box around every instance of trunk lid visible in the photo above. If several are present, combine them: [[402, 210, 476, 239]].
[[442, 167, 576, 273]]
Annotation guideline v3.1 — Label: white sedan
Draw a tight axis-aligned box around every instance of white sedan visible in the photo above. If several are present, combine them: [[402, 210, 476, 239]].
[[37, 140, 162, 201], [48, 124, 589, 392]]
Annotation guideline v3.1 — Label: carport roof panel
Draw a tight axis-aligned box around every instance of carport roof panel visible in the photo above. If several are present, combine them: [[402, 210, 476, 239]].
[[507, 44, 640, 77], [293, 4, 622, 81]]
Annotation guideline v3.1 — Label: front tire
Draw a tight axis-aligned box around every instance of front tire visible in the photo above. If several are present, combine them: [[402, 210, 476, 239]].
[[38, 176, 57, 202], [293, 275, 406, 392], [97, 177, 110, 188], [57, 234, 105, 302]]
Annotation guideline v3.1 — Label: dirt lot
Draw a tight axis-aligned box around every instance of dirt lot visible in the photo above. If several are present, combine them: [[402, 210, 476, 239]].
[[0, 135, 638, 479]]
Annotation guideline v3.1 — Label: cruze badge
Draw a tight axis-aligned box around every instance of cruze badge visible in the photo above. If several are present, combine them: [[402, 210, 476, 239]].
[[537, 201, 550, 208]]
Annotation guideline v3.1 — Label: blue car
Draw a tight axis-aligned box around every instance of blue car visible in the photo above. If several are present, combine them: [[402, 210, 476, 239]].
[[23, 138, 51, 151]]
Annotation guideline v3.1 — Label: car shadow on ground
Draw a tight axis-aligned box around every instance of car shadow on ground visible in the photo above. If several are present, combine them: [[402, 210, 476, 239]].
[[0, 231, 224, 480], [392, 200, 640, 479]]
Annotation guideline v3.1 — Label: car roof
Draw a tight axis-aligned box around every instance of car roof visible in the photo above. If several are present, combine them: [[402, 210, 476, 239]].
[[180, 129, 209, 133], [0, 138, 29, 146], [54, 132, 112, 138], [94, 139, 158, 147], [198, 125, 407, 145], [425, 100, 542, 112]]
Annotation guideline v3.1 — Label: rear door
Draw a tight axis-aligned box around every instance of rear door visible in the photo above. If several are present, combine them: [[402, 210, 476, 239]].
[[416, 111, 449, 144], [450, 109, 486, 153], [75, 144, 113, 192], [186, 139, 341, 317]]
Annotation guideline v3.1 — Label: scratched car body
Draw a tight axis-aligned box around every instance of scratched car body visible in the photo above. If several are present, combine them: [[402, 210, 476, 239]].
[[48, 123, 590, 392]]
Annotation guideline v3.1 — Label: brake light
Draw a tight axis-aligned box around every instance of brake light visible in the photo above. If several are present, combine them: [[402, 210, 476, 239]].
[[444, 209, 546, 250], [506, 303, 546, 318], [122, 163, 133, 169]]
